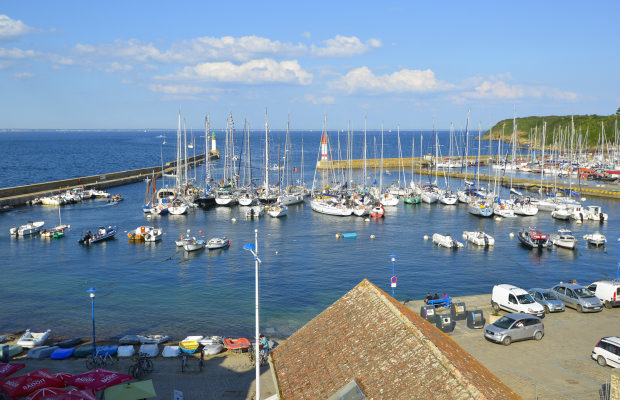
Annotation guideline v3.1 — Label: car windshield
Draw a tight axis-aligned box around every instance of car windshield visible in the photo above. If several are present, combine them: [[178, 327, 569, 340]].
[[494, 316, 516, 329], [516, 294, 535, 304], [574, 287, 595, 298], [542, 292, 558, 300]]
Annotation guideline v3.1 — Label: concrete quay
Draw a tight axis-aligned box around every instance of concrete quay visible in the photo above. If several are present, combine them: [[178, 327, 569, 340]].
[[405, 294, 620, 399]]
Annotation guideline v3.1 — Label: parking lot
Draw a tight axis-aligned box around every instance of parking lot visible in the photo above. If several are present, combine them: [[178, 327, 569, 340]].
[[406, 294, 620, 399]]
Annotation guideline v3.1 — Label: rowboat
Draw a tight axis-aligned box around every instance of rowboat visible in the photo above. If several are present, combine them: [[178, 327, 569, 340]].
[[183, 238, 206, 252], [179, 340, 200, 354], [17, 329, 51, 348]]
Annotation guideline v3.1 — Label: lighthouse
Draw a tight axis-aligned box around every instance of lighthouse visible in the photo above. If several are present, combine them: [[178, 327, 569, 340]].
[[211, 132, 216, 153], [320, 133, 328, 166]]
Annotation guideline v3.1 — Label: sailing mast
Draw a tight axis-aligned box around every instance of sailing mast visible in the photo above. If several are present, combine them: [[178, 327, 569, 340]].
[[264, 109, 269, 194]]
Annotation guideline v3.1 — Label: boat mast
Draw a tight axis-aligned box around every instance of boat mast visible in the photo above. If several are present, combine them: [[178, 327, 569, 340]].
[[264, 109, 269, 194], [363, 116, 367, 193], [380, 122, 384, 192]]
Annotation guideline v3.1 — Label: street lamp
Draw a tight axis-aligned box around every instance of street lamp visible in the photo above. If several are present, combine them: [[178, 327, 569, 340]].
[[86, 287, 97, 356], [243, 229, 262, 400], [390, 253, 397, 298]]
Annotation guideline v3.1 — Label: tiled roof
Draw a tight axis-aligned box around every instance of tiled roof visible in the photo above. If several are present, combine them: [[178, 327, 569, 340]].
[[271, 279, 520, 400]]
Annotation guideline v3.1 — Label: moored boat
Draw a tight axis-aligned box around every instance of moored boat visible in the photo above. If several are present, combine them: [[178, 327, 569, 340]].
[[549, 229, 578, 249], [144, 228, 163, 242], [267, 203, 288, 218], [128, 226, 152, 241], [183, 237, 206, 252], [463, 231, 495, 246], [432, 233, 464, 249], [517, 227, 548, 249], [207, 237, 230, 250], [79, 226, 117, 245], [583, 233, 606, 247], [10, 221, 45, 236]]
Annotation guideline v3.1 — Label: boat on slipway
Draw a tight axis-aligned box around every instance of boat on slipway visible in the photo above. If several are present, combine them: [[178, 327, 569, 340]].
[[517, 227, 548, 249]]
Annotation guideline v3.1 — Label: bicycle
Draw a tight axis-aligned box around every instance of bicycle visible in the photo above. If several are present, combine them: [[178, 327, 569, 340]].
[[128, 353, 154, 379], [247, 345, 268, 368], [85, 350, 117, 370], [181, 351, 203, 373]]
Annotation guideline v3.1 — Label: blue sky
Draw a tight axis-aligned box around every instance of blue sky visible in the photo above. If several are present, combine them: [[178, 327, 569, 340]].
[[1, 1, 618, 130]]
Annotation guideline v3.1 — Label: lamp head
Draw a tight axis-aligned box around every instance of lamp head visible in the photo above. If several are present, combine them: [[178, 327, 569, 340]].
[[243, 243, 256, 252], [87, 287, 97, 298], [390, 253, 396, 262]]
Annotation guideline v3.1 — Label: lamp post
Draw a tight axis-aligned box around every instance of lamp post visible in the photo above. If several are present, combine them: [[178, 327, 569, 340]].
[[616, 234, 620, 281], [390, 253, 397, 298], [243, 229, 261, 400], [86, 287, 97, 356]]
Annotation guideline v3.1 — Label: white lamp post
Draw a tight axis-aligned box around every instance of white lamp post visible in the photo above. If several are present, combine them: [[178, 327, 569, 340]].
[[86, 287, 97, 356], [243, 229, 261, 400]]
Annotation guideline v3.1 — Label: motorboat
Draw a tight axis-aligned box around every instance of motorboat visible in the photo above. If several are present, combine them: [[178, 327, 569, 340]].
[[10, 221, 45, 236], [207, 237, 230, 250], [432, 233, 464, 249], [370, 203, 385, 218], [144, 228, 163, 242], [584, 205, 608, 222], [549, 229, 578, 249], [517, 227, 548, 249], [463, 231, 495, 246], [127, 226, 152, 241], [17, 329, 51, 348], [109, 194, 123, 203], [175, 230, 192, 247], [79, 226, 117, 244], [245, 205, 265, 218], [183, 237, 206, 252], [267, 203, 288, 218], [551, 205, 571, 220], [138, 334, 169, 344], [583, 233, 607, 247]]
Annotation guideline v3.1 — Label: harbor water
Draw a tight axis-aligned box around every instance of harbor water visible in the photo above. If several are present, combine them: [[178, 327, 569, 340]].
[[1, 130, 618, 340]]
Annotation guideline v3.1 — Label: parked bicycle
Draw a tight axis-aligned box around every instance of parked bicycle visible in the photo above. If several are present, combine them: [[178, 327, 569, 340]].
[[181, 352, 204, 373], [247, 345, 269, 368], [128, 352, 154, 379], [85, 349, 117, 370]]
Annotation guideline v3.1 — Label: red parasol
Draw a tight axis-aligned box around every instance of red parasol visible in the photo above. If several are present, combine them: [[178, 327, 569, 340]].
[[24, 386, 66, 400], [0, 363, 25, 378], [64, 369, 132, 392], [47, 388, 97, 400], [0, 368, 64, 398], [54, 372, 74, 385]]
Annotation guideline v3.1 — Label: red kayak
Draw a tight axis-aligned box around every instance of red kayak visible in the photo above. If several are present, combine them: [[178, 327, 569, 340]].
[[223, 338, 251, 351]]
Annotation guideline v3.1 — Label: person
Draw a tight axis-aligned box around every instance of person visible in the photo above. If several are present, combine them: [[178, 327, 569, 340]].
[[516, 321, 524, 328], [573, 279, 578, 284], [442, 292, 449, 299], [600, 213, 604, 223], [568, 280, 573, 284], [259, 334, 269, 354], [433, 293, 439, 300], [424, 293, 433, 304], [579, 212, 584, 222]]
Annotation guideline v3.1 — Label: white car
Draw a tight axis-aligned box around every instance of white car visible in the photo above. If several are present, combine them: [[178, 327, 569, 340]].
[[592, 336, 620, 368], [491, 284, 545, 318], [587, 281, 620, 309]]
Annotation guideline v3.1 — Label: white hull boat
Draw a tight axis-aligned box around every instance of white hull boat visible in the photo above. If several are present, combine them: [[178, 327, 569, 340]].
[[549, 229, 577, 249], [551, 206, 571, 220], [10, 221, 45, 236], [379, 193, 399, 206], [583, 233, 606, 247], [439, 192, 458, 205], [279, 193, 304, 206], [183, 238, 206, 252], [138, 334, 169, 344], [420, 190, 438, 204], [246, 205, 265, 218], [117, 345, 135, 357], [238, 193, 256, 206], [352, 205, 369, 217], [207, 237, 230, 250], [463, 231, 495, 246], [432, 233, 464, 249], [310, 198, 353, 216], [138, 344, 159, 357], [168, 203, 189, 215], [162, 345, 181, 357], [268, 204, 288, 218], [144, 228, 163, 242], [17, 329, 51, 348]]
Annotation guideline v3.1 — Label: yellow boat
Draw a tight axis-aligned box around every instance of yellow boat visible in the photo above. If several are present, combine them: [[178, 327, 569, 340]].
[[179, 340, 199, 354]]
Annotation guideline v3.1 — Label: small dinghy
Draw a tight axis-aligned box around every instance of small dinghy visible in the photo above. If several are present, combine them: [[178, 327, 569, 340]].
[[50, 347, 75, 360], [27, 346, 59, 359], [138, 334, 169, 344], [583, 233, 607, 247], [200, 336, 224, 356], [17, 329, 51, 348], [73, 345, 94, 358], [117, 345, 135, 358], [144, 228, 163, 242], [162, 346, 181, 358], [179, 341, 200, 354], [183, 237, 206, 252], [138, 344, 159, 357], [223, 338, 251, 352], [96, 345, 118, 356], [53, 338, 83, 348], [432, 233, 464, 249], [463, 231, 495, 246], [207, 237, 230, 250], [0, 345, 22, 359], [119, 335, 141, 345]]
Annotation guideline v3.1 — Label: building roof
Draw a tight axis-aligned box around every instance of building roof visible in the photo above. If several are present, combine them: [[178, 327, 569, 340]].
[[271, 279, 520, 400]]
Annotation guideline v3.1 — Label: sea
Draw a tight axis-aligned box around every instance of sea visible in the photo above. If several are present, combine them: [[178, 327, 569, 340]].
[[1, 129, 618, 340]]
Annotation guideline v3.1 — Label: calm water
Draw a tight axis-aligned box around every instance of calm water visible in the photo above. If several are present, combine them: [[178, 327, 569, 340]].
[[1, 130, 618, 340]]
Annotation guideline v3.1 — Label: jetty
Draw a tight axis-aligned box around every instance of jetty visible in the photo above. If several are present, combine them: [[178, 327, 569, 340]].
[[316, 156, 620, 200], [0, 151, 219, 207]]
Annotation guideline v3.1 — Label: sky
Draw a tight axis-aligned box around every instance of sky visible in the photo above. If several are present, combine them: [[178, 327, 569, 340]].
[[1, 1, 618, 130]]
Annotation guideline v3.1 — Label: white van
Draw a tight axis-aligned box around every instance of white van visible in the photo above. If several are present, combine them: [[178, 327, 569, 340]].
[[587, 281, 620, 309], [491, 284, 545, 317]]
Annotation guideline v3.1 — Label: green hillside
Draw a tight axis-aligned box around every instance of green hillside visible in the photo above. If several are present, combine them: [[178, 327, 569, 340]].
[[484, 114, 618, 148]]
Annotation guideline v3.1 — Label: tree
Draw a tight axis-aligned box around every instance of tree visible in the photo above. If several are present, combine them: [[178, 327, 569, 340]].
[[616, 107, 620, 116]]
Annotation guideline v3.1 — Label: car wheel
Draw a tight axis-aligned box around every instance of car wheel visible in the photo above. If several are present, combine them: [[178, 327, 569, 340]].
[[576, 305, 583, 313], [534, 331, 543, 341], [492, 302, 500, 312], [502, 336, 511, 346], [544, 306, 550, 314], [604, 301, 612, 309], [597, 355, 607, 367]]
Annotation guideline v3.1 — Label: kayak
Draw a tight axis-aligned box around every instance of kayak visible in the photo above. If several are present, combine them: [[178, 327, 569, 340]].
[[50, 347, 75, 360], [73, 345, 94, 358]]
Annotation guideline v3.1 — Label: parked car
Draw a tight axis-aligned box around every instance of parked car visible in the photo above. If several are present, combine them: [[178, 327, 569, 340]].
[[586, 280, 620, 309], [484, 313, 544, 346], [527, 288, 565, 313], [491, 284, 545, 317], [551, 283, 603, 313], [591, 337, 620, 368]]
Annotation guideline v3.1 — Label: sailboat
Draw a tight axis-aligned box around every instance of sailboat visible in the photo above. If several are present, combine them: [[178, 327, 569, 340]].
[[40, 208, 70, 238], [404, 134, 421, 204], [468, 123, 493, 217], [420, 131, 439, 205], [279, 116, 304, 206], [439, 124, 458, 205]]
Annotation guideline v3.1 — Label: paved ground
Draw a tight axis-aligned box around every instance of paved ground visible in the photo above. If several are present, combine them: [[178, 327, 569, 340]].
[[406, 294, 620, 400], [2, 344, 278, 400]]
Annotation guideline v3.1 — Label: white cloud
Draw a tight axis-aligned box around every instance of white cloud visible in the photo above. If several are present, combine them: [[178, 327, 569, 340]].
[[148, 83, 211, 95], [331, 66, 451, 94], [75, 39, 163, 63], [104, 62, 133, 73], [0, 15, 34, 42], [302, 32, 311, 39], [13, 71, 33, 79], [0, 47, 37, 59], [312, 35, 381, 57], [161, 58, 313, 85], [461, 79, 577, 101], [298, 94, 336, 104]]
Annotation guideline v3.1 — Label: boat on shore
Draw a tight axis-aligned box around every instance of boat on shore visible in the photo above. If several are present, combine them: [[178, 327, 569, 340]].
[[517, 227, 548, 249], [10, 221, 45, 236], [17, 329, 51, 348]]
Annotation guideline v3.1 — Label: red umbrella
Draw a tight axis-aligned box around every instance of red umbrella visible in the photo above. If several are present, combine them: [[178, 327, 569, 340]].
[[64, 369, 132, 392], [47, 388, 96, 400], [54, 372, 74, 385], [0, 363, 25, 378], [24, 386, 66, 400], [0, 368, 64, 399]]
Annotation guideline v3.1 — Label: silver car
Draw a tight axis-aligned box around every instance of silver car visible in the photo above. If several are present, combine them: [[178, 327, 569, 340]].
[[528, 288, 565, 313], [484, 313, 544, 346], [551, 283, 603, 313]]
